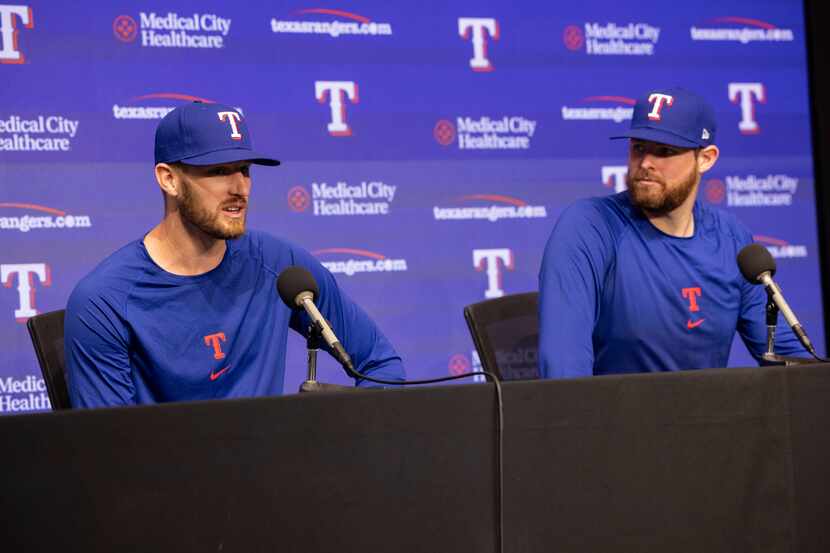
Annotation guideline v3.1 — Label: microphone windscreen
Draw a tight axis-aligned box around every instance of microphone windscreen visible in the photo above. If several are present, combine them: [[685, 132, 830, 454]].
[[276, 266, 320, 308], [737, 243, 777, 283]]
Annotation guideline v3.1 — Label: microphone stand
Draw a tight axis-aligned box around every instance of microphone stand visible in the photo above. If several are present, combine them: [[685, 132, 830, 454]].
[[298, 321, 353, 393], [762, 296, 778, 360], [760, 292, 815, 366]]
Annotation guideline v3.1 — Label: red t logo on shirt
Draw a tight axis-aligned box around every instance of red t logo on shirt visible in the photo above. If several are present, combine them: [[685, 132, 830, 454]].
[[682, 287, 705, 329], [204, 332, 227, 360], [681, 287, 702, 312]]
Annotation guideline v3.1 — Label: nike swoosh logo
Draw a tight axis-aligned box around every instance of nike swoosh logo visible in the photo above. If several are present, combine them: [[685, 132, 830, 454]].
[[687, 318, 705, 329], [210, 366, 230, 381]]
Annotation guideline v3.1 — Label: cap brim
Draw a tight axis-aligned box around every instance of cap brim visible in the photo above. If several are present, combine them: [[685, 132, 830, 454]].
[[176, 148, 280, 166], [610, 127, 701, 149]]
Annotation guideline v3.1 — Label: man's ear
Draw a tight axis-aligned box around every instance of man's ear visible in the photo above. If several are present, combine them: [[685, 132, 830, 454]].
[[154, 163, 181, 198], [697, 145, 719, 174]]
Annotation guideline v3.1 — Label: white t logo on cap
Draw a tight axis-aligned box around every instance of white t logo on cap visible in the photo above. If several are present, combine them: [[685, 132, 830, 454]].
[[218, 111, 242, 140], [647, 93, 674, 121]]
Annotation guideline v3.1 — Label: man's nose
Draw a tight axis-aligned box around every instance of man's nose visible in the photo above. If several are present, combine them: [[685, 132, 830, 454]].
[[229, 170, 250, 195], [638, 151, 658, 170]]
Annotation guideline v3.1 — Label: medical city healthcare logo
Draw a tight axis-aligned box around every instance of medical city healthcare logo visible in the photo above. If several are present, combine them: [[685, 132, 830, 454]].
[[288, 180, 396, 216], [753, 235, 807, 260], [0, 4, 33, 64], [561, 96, 635, 123], [312, 248, 408, 277], [270, 8, 392, 38], [704, 175, 798, 207], [113, 11, 232, 49], [563, 21, 660, 55], [0, 202, 92, 232], [433, 194, 547, 222], [434, 116, 537, 150], [690, 17, 794, 44], [448, 353, 486, 383], [0, 375, 50, 413], [458, 346, 538, 380], [112, 92, 216, 120], [0, 114, 80, 152]]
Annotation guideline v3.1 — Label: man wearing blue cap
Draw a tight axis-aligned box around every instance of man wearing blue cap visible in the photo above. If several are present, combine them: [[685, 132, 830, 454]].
[[65, 102, 404, 407], [538, 88, 804, 378]]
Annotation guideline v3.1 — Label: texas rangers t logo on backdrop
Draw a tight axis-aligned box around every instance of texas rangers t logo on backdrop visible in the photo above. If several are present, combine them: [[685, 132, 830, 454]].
[[315, 81, 358, 136], [217, 111, 242, 140], [728, 82, 765, 134], [602, 166, 628, 192], [647, 93, 674, 121], [458, 18, 499, 72], [1, 263, 50, 322], [0, 4, 33, 64], [473, 248, 514, 298]]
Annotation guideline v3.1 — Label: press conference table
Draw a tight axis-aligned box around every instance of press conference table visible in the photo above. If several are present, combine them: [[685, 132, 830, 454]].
[[2, 363, 829, 553]]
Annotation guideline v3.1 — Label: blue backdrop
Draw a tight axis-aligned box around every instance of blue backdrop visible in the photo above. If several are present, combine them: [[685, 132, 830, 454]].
[[0, 0, 822, 413]]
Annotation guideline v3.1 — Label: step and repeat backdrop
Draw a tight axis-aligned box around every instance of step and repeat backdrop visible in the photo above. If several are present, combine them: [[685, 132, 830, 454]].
[[0, 1, 822, 412]]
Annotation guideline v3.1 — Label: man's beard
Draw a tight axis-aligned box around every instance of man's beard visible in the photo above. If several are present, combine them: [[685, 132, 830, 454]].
[[177, 178, 246, 240], [626, 164, 699, 215]]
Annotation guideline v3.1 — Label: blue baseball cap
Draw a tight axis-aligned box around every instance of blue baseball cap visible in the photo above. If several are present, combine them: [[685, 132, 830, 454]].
[[611, 88, 716, 148], [154, 101, 280, 166]]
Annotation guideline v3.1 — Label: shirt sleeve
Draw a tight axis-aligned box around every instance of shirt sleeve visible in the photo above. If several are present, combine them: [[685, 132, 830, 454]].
[[65, 280, 137, 408], [286, 247, 405, 387], [538, 200, 616, 379]]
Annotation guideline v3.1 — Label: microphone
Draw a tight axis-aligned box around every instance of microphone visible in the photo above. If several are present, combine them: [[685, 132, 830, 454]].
[[276, 266, 355, 372], [277, 265, 503, 389], [737, 243, 818, 357]]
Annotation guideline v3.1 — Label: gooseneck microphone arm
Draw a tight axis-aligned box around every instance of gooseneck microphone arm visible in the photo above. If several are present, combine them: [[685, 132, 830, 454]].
[[757, 271, 817, 356], [293, 290, 355, 371], [737, 243, 824, 361]]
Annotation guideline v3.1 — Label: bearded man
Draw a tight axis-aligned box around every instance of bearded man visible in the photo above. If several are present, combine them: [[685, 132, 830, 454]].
[[538, 88, 804, 378], [65, 102, 404, 407]]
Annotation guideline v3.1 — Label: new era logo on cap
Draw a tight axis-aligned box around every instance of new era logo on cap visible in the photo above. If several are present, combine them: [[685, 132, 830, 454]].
[[611, 87, 717, 149], [154, 102, 279, 166]]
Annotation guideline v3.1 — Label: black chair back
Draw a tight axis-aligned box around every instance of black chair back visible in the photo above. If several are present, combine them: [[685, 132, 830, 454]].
[[463, 292, 539, 381], [26, 309, 71, 410]]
